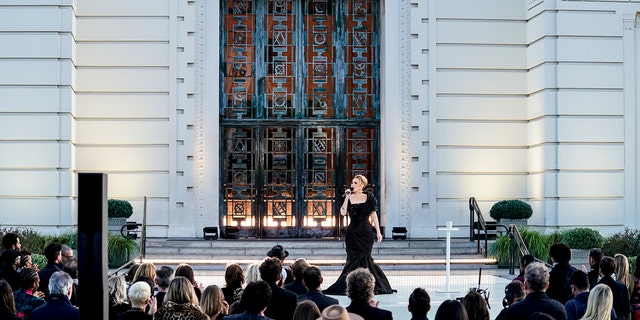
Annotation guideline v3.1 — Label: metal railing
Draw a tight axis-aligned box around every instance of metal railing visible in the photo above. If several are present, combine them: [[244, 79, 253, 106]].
[[468, 197, 508, 257]]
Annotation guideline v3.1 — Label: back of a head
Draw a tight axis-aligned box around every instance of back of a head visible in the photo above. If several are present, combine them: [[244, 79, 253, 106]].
[[200, 285, 225, 317], [293, 299, 321, 320], [569, 270, 589, 291], [2, 233, 19, 250], [589, 248, 603, 263], [128, 281, 152, 307], [408, 287, 431, 317], [43, 242, 63, 264], [503, 280, 525, 307], [133, 262, 157, 283], [245, 263, 261, 284], [126, 263, 141, 283], [63, 258, 79, 279], [225, 263, 245, 287], [525, 262, 550, 292], [520, 254, 535, 269], [549, 243, 572, 263], [0, 279, 16, 314], [136, 276, 155, 293], [259, 257, 282, 284], [303, 265, 322, 290], [49, 270, 73, 296], [599, 256, 616, 277], [19, 268, 39, 290], [614, 254, 629, 278], [175, 263, 196, 284], [346, 268, 374, 303], [108, 275, 128, 304], [291, 258, 311, 280], [240, 280, 272, 314], [583, 284, 613, 320], [166, 276, 198, 305], [460, 290, 489, 320], [155, 267, 173, 289], [434, 299, 469, 320]]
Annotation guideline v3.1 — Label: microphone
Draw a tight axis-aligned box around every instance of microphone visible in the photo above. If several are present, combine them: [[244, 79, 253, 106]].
[[343, 188, 353, 197]]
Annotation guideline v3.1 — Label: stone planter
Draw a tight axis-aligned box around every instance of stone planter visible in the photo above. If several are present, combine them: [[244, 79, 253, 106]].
[[570, 249, 590, 267], [108, 217, 127, 233], [499, 218, 528, 230]]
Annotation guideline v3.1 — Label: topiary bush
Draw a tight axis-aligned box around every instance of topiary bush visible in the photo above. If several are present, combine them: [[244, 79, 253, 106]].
[[108, 199, 134, 218], [561, 228, 604, 250], [602, 227, 640, 258], [489, 199, 533, 220]]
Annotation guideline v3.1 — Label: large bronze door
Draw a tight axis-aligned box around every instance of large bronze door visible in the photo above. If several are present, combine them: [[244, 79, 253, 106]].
[[220, 0, 379, 238]]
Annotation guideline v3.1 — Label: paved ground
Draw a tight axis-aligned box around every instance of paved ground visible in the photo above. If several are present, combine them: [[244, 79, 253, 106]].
[[122, 266, 516, 319]]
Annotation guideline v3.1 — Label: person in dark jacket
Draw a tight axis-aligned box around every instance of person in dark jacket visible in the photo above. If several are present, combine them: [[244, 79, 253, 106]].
[[284, 258, 310, 295], [584, 248, 603, 289], [503, 262, 568, 320], [0, 249, 22, 291], [36, 242, 63, 298], [564, 270, 590, 320], [297, 265, 338, 312], [30, 271, 79, 320], [408, 287, 431, 320], [547, 243, 577, 304], [597, 256, 630, 320], [345, 268, 393, 320], [259, 257, 297, 320]]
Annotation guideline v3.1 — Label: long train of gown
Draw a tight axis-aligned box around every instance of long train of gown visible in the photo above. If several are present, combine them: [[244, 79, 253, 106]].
[[324, 194, 395, 295]]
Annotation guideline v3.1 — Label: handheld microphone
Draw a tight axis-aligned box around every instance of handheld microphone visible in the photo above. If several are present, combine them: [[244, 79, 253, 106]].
[[343, 187, 353, 197]]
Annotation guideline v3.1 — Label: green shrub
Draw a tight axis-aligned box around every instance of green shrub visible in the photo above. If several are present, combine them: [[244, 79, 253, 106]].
[[32, 254, 47, 269], [108, 233, 139, 268], [630, 255, 637, 275], [108, 199, 134, 218], [489, 228, 553, 265], [602, 227, 640, 257], [561, 228, 604, 250], [0, 227, 48, 255], [489, 200, 533, 220]]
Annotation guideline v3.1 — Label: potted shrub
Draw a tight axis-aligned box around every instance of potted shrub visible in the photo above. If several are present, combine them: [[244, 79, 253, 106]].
[[489, 199, 532, 229], [562, 227, 604, 266], [108, 234, 139, 268], [108, 199, 133, 232]]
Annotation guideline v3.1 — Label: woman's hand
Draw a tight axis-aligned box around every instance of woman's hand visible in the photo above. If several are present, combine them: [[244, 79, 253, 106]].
[[376, 230, 383, 243]]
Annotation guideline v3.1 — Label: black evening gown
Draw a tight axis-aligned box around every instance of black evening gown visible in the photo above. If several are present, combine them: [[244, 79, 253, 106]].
[[324, 192, 395, 295]]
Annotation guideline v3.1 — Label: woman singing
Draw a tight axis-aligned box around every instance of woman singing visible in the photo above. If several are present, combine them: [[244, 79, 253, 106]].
[[324, 174, 395, 295]]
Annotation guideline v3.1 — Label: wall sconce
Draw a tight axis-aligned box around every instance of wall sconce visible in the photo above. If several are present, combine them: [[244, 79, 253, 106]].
[[203, 227, 218, 240], [392, 227, 407, 240]]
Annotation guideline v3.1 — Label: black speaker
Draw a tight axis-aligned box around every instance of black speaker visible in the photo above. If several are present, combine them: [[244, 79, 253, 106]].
[[392, 227, 408, 240], [203, 227, 218, 240]]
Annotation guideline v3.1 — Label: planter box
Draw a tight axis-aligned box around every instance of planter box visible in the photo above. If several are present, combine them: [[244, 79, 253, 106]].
[[570, 249, 590, 267], [499, 218, 528, 230], [108, 217, 127, 233]]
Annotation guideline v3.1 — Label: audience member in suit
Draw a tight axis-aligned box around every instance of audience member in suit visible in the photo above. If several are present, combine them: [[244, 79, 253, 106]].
[[285, 258, 310, 295], [408, 287, 430, 320], [297, 265, 338, 312], [495, 280, 525, 320], [0, 249, 22, 291], [222, 280, 272, 320], [0, 279, 22, 320], [116, 281, 155, 320], [503, 262, 568, 320], [36, 242, 63, 298], [259, 256, 298, 320], [597, 256, 630, 320], [14, 268, 46, 320], [547, 243, 578, 304], [293, 300, 321, 320], [154, 266, 173, 307], [345, 268, 392, 320], [222, 263, 244, 306], [434, 299, 467, 320], [582, 248, 603, 289], [30, 271, 79, 320]]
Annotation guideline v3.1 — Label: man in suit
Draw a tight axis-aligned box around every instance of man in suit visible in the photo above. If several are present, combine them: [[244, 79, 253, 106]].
[[597, 256, 630, 320], [298, 265, 338, 312], [37, 242, 63, 297], [259, 257, 297, 320], [345, 268, 392, 320], [30, 271, 79, 320], [504, 262, 568, 320], [284, 258, 310, 295]]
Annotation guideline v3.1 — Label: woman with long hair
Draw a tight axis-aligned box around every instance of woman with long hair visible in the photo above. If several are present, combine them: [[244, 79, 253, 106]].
[[614, 253, 633, 295], [200, 284, 228, 320], [155, 276, 208, 320], [435, 299, 469, 320], [175, 263, 203, 299], [221, 263, 244, 306], [582, 284, 614, 320], [0, 279, 22, 320]]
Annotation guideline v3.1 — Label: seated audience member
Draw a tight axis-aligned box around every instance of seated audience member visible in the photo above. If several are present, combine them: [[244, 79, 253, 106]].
[[116, 281, 156, 320], [495, 280, 525, 320], [597, 256, 630, 320], [175, 263, 203, 299], [434, 299, 468, 320], [14, 268, 45, 319], [293, 300, 321, 320], [583, 248, 603, 289], [514, 254, 535, 284], [125, 262, 141, 286], [318, 304, 363, 320], [461, 290, 489, 320], [0, 279, 22, 320], [614, 253, 633, 296], [221, 263, 244, 306], [259, 256, 298, 320], [0, 249, 21, 291], [154, 266, 173, 307], [564, 270, 590, 320], [297, 265, 339, 312], [154, 276, 208, 320], [345, 268, 392, 320], [2, 233, 21, 251], [408, 287, 431, 320], [131, 262, 156, 288], [37, 242, 63, 297], [30, 271, 79, 320], [581, 284, 614, 320], [503, 262, 568, 320], [109, 275, 131, 320], [63, 258, 79, 306], [222, 280, 272, 320], [266, 245, 293, 285], [60, 244, 74, 268], [200, 284, 229, 320], [547, 243, 577, 304], [285, 258, 311, 295], [245, 262, 261, 284], [18, 250, 39, 272]]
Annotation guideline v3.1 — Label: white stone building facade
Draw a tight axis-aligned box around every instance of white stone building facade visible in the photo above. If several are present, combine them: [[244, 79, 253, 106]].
[[1, 0, 640, 238]]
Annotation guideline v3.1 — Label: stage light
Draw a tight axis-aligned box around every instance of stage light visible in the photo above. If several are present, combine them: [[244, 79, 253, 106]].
[[203, 227, 218, 240], [392, 227, 407, 240]]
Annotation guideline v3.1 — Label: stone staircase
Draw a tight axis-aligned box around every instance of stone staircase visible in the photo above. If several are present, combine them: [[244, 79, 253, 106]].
[[139, 237, 498, 271]]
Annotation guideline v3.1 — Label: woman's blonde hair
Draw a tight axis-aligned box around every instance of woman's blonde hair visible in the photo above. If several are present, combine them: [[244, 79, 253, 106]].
[[614, 253, 632, 295], [108, 275, 128, 305], [132, 262, 156, 284], [245, 262, 261, 285], [582, 284, 613, 320], [165, 276, 200, 306], [200, 284, 225, 318], [354, 174, 368, 187]]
